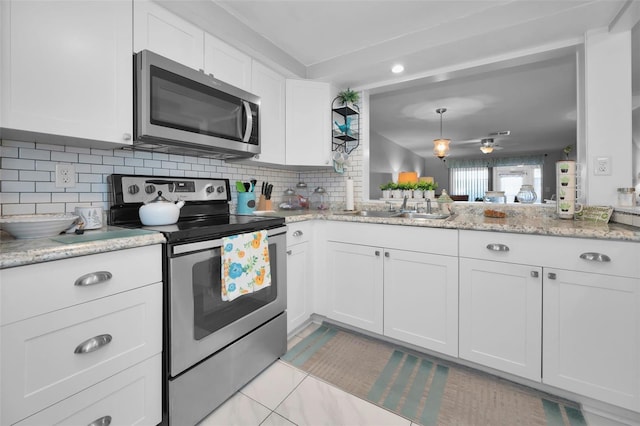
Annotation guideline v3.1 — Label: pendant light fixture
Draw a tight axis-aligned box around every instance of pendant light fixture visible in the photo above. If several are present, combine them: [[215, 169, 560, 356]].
[[480, 138, 494, 154], [433, 108, 451, 159]]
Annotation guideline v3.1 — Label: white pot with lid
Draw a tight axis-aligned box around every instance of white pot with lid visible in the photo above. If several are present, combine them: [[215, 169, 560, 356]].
[[139, 191, 185, 225]]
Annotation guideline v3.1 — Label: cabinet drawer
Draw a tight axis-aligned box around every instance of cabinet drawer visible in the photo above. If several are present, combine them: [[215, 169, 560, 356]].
[[287, 222, 312, 246], [327, 222, 458, 256], [15, 354, 161, 426], [459, 230, 639, 278], [1, 245, 162, 325], [1, 283, 162, 425]]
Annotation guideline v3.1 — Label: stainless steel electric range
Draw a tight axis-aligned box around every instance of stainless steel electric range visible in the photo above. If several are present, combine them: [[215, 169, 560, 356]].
[[108, 174, 287, 426]]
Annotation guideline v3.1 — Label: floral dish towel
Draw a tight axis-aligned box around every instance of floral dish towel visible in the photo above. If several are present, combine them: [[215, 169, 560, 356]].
[[221, 230, 270, 301]]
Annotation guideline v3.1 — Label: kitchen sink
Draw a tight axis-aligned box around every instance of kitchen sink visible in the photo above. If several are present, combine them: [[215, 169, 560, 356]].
[[396, 212, 450, 220], [334, 210, 401, 218]]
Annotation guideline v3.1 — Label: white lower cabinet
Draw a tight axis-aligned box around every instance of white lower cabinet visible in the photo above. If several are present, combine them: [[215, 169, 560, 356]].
[[287, 223, 314, 334], [326, 241, 384, 334], [384, 249, 459, 357], [543, 268, 640, 412], [325, 222, 458, 351], [459, 258, 542, 381], [15, 355, 161, 426], [0, 245, 163, 425]]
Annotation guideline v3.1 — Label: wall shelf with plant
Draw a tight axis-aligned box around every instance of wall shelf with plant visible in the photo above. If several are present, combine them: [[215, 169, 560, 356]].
[[332, 88, 360, 156]]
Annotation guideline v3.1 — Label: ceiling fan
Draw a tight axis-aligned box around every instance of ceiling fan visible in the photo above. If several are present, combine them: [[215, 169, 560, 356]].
[[457, 131, 510, 154]]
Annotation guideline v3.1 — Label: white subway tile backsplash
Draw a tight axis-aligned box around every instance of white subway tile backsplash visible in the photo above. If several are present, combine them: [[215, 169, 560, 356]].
[[20, 193, 51, 203], [0, 146, 19, 158], [19, 170, 51, 181], [0, 170, 19, 181], [1, 139, 362, 217], [2, 158, 35, 170], [3, 203, 36, 215], [2, 181, 35, 192], [51, 151, 78, 162], [19, 148, 50, 160], [36, 203, 66, 214]]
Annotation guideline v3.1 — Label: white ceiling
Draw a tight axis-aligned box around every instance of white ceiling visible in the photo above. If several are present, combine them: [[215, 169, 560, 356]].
[[162, 0, 637, 158]]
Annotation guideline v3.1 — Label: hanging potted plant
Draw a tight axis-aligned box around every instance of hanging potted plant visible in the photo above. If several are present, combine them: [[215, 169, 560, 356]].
[[337, 88, 360, 107]]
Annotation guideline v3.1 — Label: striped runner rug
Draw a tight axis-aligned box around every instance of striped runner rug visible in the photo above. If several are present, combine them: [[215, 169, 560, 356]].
[[282, 324, 586, 426]]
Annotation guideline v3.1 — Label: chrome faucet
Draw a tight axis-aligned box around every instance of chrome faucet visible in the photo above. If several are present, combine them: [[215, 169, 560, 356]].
[[400, 195, 408, 212]]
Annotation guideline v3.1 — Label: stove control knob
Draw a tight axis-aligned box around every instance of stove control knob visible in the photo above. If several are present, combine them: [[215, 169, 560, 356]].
[[145, 184, 156, 194], [216, 186, 225, 194], [128, 184, 140, 195], [206, 185, 215, 194]]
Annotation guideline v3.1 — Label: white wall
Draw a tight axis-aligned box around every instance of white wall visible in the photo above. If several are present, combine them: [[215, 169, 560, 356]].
[[584, 29, 633, 205]]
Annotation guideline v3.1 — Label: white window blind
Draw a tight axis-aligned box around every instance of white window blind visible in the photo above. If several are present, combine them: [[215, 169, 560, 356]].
[[449, 167, 488, 201]]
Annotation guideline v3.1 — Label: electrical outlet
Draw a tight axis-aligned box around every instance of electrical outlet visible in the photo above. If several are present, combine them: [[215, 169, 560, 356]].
[[55, 164, 76, 188], [593, 157, 611, 176]]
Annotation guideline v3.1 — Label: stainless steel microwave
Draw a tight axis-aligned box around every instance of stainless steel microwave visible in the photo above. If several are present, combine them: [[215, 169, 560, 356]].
[[134, 50, 260, 159]]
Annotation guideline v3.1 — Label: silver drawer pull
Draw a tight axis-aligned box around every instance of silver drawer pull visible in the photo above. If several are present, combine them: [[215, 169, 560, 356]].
[[375, 250, 380, 256], [74, 334, 112, 354], [292, 230, 303, 237], [286, 250, 292, 255], [486, 243, 509, 252], [88, 415, 112, 426], [75, 271, 113, 287], [548, 272, 557, 280], [579, 252, 611, 262], [530, 271, 539, 278]]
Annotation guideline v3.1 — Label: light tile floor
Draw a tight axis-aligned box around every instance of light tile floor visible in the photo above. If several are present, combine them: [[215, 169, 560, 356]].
[[198, 322, 626, 426]]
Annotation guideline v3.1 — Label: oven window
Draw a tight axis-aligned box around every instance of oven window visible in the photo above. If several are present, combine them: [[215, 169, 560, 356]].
[[191, 242, 278, 340]]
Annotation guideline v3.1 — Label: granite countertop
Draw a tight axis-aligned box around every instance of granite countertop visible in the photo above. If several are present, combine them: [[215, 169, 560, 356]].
[[0, 227, 166, 269], [264, 205, 640, 242]]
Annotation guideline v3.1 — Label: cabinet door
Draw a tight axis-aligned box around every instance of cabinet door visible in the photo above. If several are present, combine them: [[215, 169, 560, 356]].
[[459, 258, 542, 381], [251, 61, 286, 165], [384, 250, 458, 357], [285, 79, 331, 167], [1, 0, 132, 145], [326, 242, 384, 334], [287, 241, 311, 334], [204, 33, 252, 92], [134, 0, 204, 70], [543, 269, 640, 411]]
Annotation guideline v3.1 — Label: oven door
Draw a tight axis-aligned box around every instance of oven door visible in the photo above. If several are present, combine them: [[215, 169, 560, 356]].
[[168, 226, 286, 376]]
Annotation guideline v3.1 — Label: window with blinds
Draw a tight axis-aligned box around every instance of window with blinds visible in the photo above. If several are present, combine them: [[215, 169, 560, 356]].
[[449, 167, 489, 201]]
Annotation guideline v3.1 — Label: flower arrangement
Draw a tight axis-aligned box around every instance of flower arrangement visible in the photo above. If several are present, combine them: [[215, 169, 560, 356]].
[[337, 88, 360, 106], [379, 182, 397, 191], [563, 144, 573, 159]]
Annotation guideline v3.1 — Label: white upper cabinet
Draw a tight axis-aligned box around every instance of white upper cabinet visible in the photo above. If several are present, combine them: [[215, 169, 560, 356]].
[[250, 61, 286, 165], [285, 79, 332, 167], [204, 34, 252, 92], [134, 0, 204, 70], [1, 0, 133, 146]]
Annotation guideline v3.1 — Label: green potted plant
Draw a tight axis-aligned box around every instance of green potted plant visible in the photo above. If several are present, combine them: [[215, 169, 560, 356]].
[[379, 182, 394, 199], [337, 88, 360, 106], [417, 181, 438, 200]]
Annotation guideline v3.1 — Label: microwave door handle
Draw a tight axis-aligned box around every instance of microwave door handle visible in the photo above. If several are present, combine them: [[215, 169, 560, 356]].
[[242, 100, 252, 142]]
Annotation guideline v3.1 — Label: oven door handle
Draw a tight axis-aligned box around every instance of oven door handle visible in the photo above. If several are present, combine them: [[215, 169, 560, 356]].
[[172, 226, 287, 255]]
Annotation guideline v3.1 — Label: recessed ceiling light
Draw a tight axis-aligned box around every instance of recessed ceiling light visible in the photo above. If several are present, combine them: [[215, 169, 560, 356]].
[[391, 64, 404, 74]]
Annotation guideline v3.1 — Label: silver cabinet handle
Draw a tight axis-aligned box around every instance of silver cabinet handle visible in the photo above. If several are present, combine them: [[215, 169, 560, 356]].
[[74, 334, 112, 354], [122, 133, 132, 141], [531, 271, 539, 278], [286, 250, 292, 255], [88, 415, 112, 426], [74, 271, 113, 287], [547, 272, 557, 280], [486, 243, 509, 252], [385, 252, 390, 258], [375, 250, 380, 256], [292, 230, 303, 237], [579, 252, 611, 262]]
